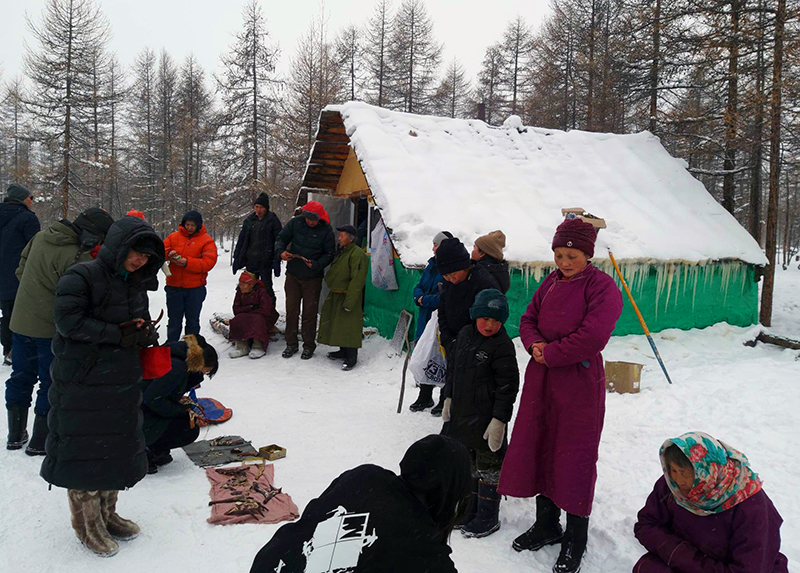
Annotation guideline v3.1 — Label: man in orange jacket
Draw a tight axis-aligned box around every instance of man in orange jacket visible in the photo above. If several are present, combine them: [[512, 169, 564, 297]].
[[163, 211, 218, 342]]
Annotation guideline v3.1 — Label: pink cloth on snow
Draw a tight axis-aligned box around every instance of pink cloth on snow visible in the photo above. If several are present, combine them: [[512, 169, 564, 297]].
[[206, 464, 299, 525]]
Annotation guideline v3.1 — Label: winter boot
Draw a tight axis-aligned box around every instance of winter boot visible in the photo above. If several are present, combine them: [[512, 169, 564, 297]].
[[342, 348, 358, 371], [300, 348, 314, 360], [513, 495, 564, 552], [24, 410, 49, 456], [145, 448, 158, 475], [430, 391, 445, 417], [3, 351, 10, 366], [462, 480, 501, 538], [552, 514, 589, 573], [228, 340, 250, 359], [68, 489, 119, 557], [6, 405, 29, 450], [99, 491, 140, 540], [454, 478, 479, 530], [327, 348, 347, 360], [409, 385, 435, 412], [282, 345, 299, 358], [249, 339, 266, 359]]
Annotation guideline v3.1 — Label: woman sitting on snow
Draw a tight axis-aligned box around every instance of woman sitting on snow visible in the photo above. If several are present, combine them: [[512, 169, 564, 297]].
[[229, 271, 279, 359], [141, 333, 218, 475], [633, 431, 788, 572]]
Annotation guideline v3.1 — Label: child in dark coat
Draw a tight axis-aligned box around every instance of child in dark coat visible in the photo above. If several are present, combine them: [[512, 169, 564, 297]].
[[229, 272, 278, 359], [442, 288, 519, 539], [633, 432, 788, 572]]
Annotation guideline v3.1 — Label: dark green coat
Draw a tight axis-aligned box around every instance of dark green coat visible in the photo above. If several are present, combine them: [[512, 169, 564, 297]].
[[11, 221, 92, 338], [317, 242, 368, 349]]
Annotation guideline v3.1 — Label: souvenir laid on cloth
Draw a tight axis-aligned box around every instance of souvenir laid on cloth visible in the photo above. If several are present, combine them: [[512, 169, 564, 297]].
[[209, 312, 232, 339], [183, 435, 258, 467], [181, 388, 233, 427], [206, 463, 299, 525], [409, 310, 447, 388], [370, 219, 398, 291]]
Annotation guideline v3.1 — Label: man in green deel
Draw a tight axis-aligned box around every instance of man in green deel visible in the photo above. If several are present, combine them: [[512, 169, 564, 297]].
[[317, 225, 368, 371]]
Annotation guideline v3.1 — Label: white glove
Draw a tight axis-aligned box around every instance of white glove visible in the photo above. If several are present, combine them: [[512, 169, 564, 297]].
[[483, 418, 505, 452], [442, 397, 452, 422]]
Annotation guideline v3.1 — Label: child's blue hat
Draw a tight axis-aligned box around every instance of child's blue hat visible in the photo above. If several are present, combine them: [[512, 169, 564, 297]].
[[469, 289, 509, 324]]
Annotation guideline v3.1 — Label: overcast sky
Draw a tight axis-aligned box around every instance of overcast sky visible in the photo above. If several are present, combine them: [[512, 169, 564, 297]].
[[1, 0, 550, 90]]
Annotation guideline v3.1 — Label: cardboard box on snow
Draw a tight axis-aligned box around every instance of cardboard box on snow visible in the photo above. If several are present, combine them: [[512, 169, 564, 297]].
[[605, 361, 642, 394]]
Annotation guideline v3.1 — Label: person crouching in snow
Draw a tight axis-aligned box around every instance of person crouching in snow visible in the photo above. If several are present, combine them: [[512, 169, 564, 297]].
[[250, 434, 472, 573], [441, 289, 519, 538], [41, 215, 165, 557], [317, 225, 368, 371], [229, 271, 279, 359], [633, 432, 788, 572], [141, 334, 219, 474]]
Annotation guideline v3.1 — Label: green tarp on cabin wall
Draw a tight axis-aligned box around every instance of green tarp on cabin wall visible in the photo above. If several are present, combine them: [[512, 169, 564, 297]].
[[364, 258, 759, 340]]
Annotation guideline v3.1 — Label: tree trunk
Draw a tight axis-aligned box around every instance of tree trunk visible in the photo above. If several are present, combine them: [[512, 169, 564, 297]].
[[648, 0, 661, 134], [722, 0, 741, 215], [749, 0, 766, 243], [760, 0, 785, 327]]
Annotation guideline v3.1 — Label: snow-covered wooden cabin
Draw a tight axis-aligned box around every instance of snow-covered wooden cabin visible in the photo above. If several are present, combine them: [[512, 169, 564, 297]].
[[300, 102, 767, 338]]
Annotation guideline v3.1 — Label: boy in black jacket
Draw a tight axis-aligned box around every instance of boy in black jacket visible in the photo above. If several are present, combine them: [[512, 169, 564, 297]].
[[442, 288, 519, 539]]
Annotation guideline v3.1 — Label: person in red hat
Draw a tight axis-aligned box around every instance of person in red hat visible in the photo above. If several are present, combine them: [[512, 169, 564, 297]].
[[274, 201, 335, 360], [499, 217, 623, 573]]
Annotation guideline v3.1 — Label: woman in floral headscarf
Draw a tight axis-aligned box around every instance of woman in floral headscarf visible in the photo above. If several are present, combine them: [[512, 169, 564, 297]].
[[632, 432, 788, 572]]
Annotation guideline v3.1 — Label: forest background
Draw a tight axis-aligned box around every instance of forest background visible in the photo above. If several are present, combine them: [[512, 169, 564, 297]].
[[0, 0, 798, 287]]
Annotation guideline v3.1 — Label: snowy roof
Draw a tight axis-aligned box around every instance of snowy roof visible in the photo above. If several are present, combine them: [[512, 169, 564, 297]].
[[323, 102, 767, 268]]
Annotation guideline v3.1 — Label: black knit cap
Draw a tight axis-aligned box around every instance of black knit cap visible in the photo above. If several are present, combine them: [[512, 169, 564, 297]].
[[337, 224, 357, 237], [435, 237, 471, 275], [469, 288, 509, 324], [181, 210, 203, 229], [73, 207, 114, 237], [254, 192, 270, 210]]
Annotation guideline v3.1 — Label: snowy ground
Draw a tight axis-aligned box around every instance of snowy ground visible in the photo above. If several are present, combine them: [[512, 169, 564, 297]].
[[1, 254, 798, 572]]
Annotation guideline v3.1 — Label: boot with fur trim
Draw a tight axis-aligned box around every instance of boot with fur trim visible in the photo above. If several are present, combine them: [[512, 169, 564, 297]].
[[228, 340, 249, 359], [68, 489, 119, 557], [100, 490, 140, 540], [248, 339, 266, 359]]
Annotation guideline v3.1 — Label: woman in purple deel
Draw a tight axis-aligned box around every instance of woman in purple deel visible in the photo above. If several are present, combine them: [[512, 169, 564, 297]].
[[498, 217, 623, 573], [632, 432, 788, 572]]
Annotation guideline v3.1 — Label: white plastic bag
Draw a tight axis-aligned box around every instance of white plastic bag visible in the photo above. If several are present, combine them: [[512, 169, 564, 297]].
[[370, 219, 398, 291], [409, 310, 447, 388]]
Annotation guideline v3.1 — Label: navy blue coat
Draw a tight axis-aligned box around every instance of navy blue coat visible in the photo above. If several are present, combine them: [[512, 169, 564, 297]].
[[0, 199, 40, 300], [412, 257, 444, 340]]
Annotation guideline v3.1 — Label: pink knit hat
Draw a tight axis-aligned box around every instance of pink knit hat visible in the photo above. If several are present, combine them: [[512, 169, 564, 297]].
[[552, 218, 598, 258]]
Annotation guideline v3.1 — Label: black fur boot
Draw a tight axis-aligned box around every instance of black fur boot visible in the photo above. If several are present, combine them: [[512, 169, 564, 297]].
[[408, 385, 434, 412], [25, 411, 48, 456], [512, 495, 564, 552], [6, 405, 29, 450], [461, 480, 501, 538], [552, 513, 589, 573]]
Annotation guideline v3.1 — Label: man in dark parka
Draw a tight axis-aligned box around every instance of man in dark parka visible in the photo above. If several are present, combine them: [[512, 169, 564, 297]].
[[274, 201, 335, 360], [232, 192, 283, 301], [41, 215, 165, 557], [0, 183, 39, 365]]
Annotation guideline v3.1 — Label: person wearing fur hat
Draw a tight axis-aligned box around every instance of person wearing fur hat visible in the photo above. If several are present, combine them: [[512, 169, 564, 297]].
[[232, 192, 283, 302], [499, 217, 623, 573], [633, 432, 788, 572], [472, 230, 510, 294], [5, 207, 113, 455], [41, 215, 165, 557], [250, 434, 472, 573], [274, 201, 335, 360], [163, 210, 218, 342], [228, 271, 279, 359], [140, 334, 219, 474], [408, 231, 451, 412], [441, 289, 519, 539], [433, 237, 500, 417], [0, 183, 39, 366]]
